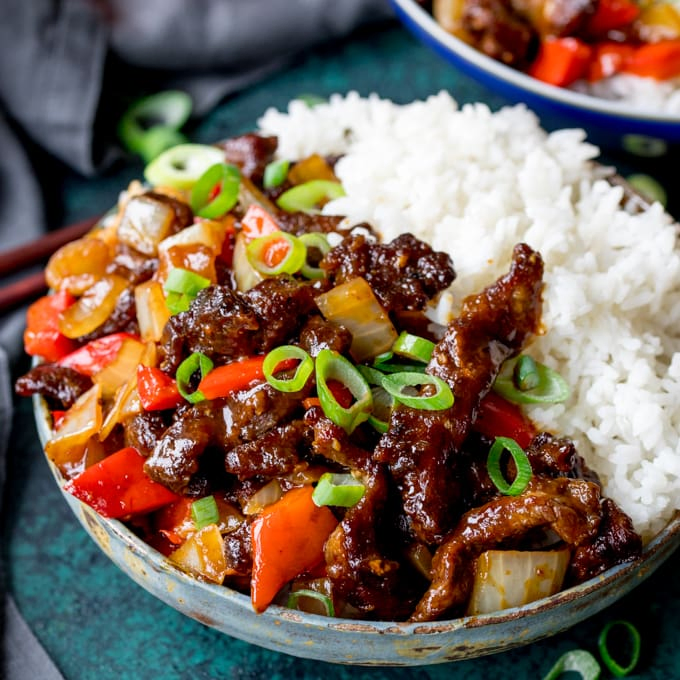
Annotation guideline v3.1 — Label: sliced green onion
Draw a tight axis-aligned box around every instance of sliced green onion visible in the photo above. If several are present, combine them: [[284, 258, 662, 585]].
[[176, 352, 214, 404], [598, 620, 641, 677], [487, 437, 533, 496], [542, 650, 601, 680], [298, 232, 331, 280], [296, 94, 326, 108], [513, 354, 540, 391], [263, 159, 290, 189], [367, 415, 389, 434], [312, 472, 365, 508], [315, 349, 373, 434], [191, 495, 219, 530], [626, 173, 667, 208], [621, 134, 667, 158], [263, 345, 314, 393], [276, 180, 345, 213], [493, 355, 570, 405], [190, 163, 241, 218], [366, 385, 393, 433], [163, 268, 211, 315], [144, 143, 224, 190], [246, 232, 307, 276], [381, 372, 453, 410], [118, 90, 192, 162], [392, 331, 435, 364], [286, 589, 335, 617], [357, 364, 387, 386]]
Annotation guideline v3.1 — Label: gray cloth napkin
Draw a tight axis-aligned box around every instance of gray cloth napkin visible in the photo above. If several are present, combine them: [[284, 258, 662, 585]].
[[0, 2, 392, 678]]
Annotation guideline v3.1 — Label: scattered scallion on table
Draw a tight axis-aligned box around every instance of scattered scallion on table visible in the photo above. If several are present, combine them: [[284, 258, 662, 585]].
[[598, 620, 641, 677], [542, 649, 601, 680]]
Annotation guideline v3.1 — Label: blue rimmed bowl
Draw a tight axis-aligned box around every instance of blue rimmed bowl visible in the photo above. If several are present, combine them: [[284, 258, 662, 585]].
[[389, 0, 680, 153], [33, 393, 680, 665]]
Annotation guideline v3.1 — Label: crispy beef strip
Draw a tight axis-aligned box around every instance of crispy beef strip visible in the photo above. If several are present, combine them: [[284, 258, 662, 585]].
[[324, 463, 423, 620], [144, 381, 309, 494], [298, 314, 353, 357], [15, 365, 93, 409], [159, 275, 316, 374], [410, 476, 603, 621], [321, 232, 456, 314], [217, 134, 278, 185], [375, 243, 544, 544], [123, 411, 170, 458]]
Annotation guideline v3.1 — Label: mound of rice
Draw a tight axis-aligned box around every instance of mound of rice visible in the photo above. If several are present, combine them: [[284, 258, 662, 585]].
[[259, 92, 680, 541]]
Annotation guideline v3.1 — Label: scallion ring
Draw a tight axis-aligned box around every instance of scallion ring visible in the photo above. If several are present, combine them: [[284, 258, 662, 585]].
[[163, 268, 211, 315], [315, 349, 373, 434], [392, 331, 435, 364], [263, 345, 314, 393], [246, 232, 307, 276], [144, 143, 224, 190], [493, 355, 570, 405], [513, 354, 540, 391], [276, 180, 345, 213], [176, 352, 214, 404], [190, 163, 241, 219], [542, 650, 601, 680], [487, 437, 532, 496], [312, 472, 365, 508], [298, 232, 331, 280], [263, 159, 290, 189], [381, 372, 453, 410], [286, 589, 335, 617], [626, 173, 667, 208], [598, 620, 640, 677], [357, 364, 387, 386], [118, 90, 192, 162], [191, 495, 219, 530]]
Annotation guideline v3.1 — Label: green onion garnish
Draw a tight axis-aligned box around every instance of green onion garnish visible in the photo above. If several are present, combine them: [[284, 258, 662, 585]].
[[286, 589, 335, 617], [263, 159, 290, 189], [315, 349, 373, 434], [176, 352, 214, 404], [191, 495, 219, 530], [144, 143, 225, 190], [295, 94, 326, 108], [312, 472, 365, 508], [246, 232, 307, 276], [276, 180, 345, 213], [621, 134, 667, 158], [263, 345, 314, 393], [190, 162, 241, 219], [598, 620, 641, 677], [357, 364, 387, 386], [542, 649, 601, 680], [163, 268, 211, 315], [487, 437, 532, 496], [392, 331, 435, 364], [118, 90, 192, 163], [380, 372, 454, 411], [493, 355, 570, 405], [298, 232, 331, 280], [626, 173, 667, 208]]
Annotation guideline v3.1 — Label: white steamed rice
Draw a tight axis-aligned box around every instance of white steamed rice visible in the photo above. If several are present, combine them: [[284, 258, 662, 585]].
[[259, 92, 680, 541]]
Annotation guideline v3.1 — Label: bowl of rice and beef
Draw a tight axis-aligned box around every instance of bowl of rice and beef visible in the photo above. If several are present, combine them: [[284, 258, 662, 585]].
[[17, 93, 680, 664], [390, 0, 680, 152]]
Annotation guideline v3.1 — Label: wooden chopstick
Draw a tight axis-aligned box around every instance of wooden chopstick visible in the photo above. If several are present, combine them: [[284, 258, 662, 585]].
[[0, 215, 101, 313]]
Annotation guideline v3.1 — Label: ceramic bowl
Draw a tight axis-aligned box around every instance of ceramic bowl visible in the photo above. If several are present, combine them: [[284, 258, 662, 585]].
[[389, 0, 680, 153], [33, 394, 680, 666]]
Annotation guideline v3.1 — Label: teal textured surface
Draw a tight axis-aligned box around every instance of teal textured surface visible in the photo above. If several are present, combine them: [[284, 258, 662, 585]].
[[4, 22, 679, 679]]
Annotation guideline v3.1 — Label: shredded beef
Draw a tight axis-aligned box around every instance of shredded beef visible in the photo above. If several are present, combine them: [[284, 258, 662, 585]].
[[15, 364, 93, 409]]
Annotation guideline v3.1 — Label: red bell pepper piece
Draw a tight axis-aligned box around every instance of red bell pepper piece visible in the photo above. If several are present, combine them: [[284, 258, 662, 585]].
[[64, 446, 180, 519], [154, 497, 195, 545], [240, 204, 280, 243], [529, 37, 593, 87], [23, 290, 78, 362], [587, 0, 640, 36], [250, 485, 338, 613], [198, 356, 266, 400], [474, 391, 537, 449], [623, 39, 680, 80], [57, 332, 139, 376], [137, 365, 184, 411], [588, 42, 635, 82]]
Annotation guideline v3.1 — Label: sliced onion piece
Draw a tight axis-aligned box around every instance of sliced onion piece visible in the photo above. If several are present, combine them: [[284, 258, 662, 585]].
[[466, 548, 570, 616], [93, 337, 146, 399], [315, 277, 397, 362], [243, 479, 283, 515], [232, 231, 263, 292], [45, 237, 111, 295], [135, 280, 172, 342], [58, 275, 129, 339], [117, 194, 178, 256], [168, 524, 227, 584]]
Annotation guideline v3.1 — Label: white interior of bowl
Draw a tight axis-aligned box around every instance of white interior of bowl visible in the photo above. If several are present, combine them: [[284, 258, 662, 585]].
[[393, 0, 680, 124]]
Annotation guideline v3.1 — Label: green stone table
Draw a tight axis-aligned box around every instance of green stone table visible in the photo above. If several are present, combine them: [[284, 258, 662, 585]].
[[4, 21, 679, 680]]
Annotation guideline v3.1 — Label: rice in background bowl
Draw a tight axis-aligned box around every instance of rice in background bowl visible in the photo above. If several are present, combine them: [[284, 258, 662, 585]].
[[260, 92, 680, 541]]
